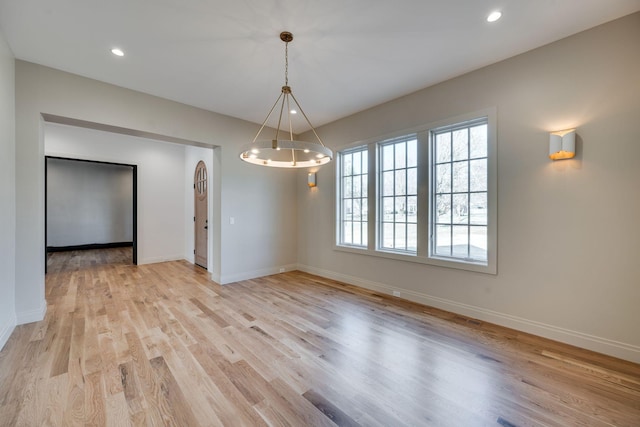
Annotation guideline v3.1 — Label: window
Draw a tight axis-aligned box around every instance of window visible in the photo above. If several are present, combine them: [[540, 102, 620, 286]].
[[335, 109, 496, 274], [338, 147, 368, 247], [379, 135, 418, 253], [430, 118, 488, 263]]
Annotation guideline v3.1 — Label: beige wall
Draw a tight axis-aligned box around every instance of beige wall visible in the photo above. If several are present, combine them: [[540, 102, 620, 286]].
[[0, 29, 16, 349], [15, 61, 299, 323], [297, 13, 640, 362]]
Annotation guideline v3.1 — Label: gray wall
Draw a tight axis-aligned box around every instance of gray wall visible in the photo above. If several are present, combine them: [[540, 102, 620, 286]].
[[47, 158, 133, 247], [297, 13, 640, 362], [0, 29, 16, 349]]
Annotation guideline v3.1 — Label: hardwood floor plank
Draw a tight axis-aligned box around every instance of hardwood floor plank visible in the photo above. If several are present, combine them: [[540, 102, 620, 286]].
[[83, 304, 103, 375], [0, 330, 37, 407], [189, 343, 269, 426], [105, 392, 132, 427], [148, 355, 202, 426], [123, 332, 165, 426], [62, 381, 84, 427], [118, 361, 143, 414], [0, 248, 638, 426], [215, 358, 268, 406], [155, 301, 198, 348], [261, 377, 337, 427], [303, 388, 361, 427], [165, 339, 256, 426], [190, 298, 230, 328], [84, 371, 106, 426], [99, 332, 124, 396]]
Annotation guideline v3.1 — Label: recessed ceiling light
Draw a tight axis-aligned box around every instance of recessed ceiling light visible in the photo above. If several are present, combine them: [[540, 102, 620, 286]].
[[290, 109, 297, 115], [111, 48, 124, 57], [487, 11, 502, 23]]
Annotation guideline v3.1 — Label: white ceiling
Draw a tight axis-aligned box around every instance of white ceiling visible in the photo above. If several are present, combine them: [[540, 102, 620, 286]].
[[1, 0, 639, 133]]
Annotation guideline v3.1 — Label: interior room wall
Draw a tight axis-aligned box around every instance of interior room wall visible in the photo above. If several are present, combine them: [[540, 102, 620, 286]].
[[0, 29, 16, 349], [47, 158, 133, 248], [297, 13, 640, 362], [15, 60, 299, 323], [45, 124, 186, 264]]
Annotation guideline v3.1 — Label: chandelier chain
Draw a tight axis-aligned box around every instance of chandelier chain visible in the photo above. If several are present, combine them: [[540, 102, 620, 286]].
[[284, 41, 289, 86]]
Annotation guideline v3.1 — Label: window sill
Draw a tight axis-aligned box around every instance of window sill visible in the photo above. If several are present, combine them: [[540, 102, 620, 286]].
[[334, 244, 496, 275]]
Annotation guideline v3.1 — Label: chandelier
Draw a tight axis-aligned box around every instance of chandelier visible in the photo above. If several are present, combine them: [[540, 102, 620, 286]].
[[239, 32, 333, 168]]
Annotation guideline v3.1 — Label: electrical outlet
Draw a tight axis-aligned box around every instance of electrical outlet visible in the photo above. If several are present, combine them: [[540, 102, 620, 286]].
[[393, 291, 401, 297], [279, 268, 285, 273]]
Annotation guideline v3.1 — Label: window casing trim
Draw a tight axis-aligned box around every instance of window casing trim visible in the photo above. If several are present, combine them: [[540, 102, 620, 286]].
[[428, 116, 490, 264], [336, 146, 369, 248], [334, 107, 497, 275], [376, 133, 418, 254]]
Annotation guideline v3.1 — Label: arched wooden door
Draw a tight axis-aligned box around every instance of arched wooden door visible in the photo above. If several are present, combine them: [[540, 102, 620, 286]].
[[194, 161, 208, 269]]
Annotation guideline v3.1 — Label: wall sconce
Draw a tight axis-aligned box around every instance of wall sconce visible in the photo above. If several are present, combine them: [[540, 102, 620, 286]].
[[307, 172, 317, 188], [549, 129, 576, 160]]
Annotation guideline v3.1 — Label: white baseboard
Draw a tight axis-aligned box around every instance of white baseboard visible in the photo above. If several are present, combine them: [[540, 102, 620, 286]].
[[0, 314, 17, 351], [138, 255, 185, 265], [297, 264, 640, 364], [16, 299, 47, 325], [219, 264, 298, 285]]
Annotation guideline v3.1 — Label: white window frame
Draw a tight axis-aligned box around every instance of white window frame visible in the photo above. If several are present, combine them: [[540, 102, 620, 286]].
[[377, 134, 418, 254], [334, 108, 497, 274], [336, 146, 369, 248], [429, 117, 490, 264]]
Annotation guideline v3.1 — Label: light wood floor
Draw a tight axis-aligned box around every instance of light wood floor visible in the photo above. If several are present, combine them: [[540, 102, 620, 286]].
[[1, 249, 639, 426], [46, 247, 133, 273]]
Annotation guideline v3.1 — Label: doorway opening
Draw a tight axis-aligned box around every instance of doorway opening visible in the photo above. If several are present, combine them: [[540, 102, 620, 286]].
[[45, 156, 137, 273]]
